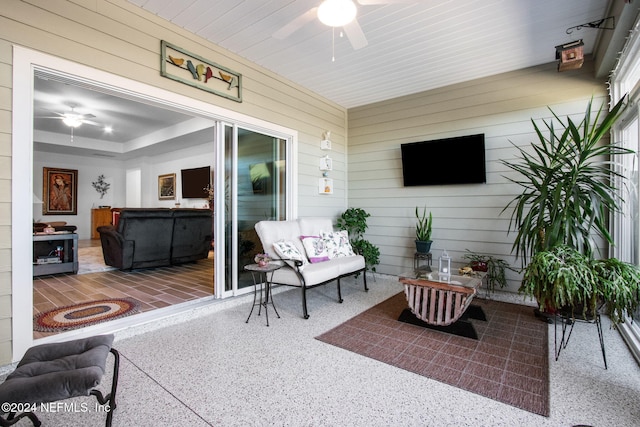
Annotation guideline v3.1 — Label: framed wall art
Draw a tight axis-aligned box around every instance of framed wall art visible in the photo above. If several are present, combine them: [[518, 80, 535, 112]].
[[160, 40, 242, 103], [43, 167, 78, 215], [319, 178, 333, 195], [158, 173, 176, 200]]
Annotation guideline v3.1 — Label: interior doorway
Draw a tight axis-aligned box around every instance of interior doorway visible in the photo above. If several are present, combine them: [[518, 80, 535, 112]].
[[12, 46, 297, 361], [31, 70, 217, 339]]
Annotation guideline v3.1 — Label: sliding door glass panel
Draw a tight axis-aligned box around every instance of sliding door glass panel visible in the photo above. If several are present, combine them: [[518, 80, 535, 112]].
[[224, 124, 234, 292], [236, 128, 287, 290]]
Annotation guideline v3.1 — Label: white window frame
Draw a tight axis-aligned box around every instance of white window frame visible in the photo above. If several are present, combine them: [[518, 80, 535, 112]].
[[610, 15, 640, 365]]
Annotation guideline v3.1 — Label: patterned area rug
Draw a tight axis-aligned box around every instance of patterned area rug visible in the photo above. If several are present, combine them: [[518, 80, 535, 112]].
[[34, 298, 141, 332], [316, 292, 550, 416]]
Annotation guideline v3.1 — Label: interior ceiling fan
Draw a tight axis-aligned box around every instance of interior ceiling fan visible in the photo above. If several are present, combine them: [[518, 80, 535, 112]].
[[37, 103, 104, 142], [39, 104, 99, 128], [273, 0, 416, 52]]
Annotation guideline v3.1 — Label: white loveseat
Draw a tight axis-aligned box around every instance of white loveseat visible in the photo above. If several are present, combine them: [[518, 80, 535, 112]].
[[254, 217, 368, 319]]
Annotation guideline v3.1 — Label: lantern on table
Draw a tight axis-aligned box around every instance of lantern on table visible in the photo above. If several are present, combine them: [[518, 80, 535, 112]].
[[438, 249, 451, 282]]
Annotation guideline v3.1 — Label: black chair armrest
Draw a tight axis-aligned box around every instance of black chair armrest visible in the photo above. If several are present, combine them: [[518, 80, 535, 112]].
[[97, 225, 126, 269], [275, 258, 304, 272]]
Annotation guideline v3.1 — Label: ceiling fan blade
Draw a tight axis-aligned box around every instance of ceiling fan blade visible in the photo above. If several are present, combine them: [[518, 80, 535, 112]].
[[82, 120, 101, 127], [40, 109, 65, 117], [343, 19, 368, 50], [42, 108, 96, 120], [273, 7, 318, 40]]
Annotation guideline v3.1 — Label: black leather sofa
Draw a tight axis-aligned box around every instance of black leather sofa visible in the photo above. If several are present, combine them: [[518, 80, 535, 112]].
[[97, 208, 212, 270]]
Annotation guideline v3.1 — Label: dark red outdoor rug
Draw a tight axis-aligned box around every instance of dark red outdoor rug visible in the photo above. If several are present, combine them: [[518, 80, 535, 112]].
[[316, 292, 549, 416]]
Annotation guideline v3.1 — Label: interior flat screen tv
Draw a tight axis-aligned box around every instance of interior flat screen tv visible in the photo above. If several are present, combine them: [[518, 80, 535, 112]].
[[181, 166, 211, 198], [401, 134, 486, 186]]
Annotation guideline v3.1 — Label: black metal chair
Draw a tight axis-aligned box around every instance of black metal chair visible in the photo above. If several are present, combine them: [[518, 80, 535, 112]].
[[0, 334, 120, 426]]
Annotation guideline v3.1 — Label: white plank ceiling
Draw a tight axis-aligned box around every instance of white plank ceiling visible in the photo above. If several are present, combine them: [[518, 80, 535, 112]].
[[127, 0, 614, 108]]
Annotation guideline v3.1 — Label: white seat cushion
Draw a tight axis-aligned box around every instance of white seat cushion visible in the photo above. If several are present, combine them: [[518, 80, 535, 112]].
[[270, 255, 365, 287]]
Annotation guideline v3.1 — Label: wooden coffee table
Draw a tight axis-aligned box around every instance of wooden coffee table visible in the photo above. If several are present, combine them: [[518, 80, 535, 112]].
[[398, 270, 486, 338]]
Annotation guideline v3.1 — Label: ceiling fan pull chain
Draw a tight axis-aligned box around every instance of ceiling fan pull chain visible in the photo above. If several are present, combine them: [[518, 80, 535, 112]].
[[332, 27, 336, 62]]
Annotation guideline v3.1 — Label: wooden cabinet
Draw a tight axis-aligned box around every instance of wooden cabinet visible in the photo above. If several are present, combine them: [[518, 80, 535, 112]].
[[91, 208, 112, 239]]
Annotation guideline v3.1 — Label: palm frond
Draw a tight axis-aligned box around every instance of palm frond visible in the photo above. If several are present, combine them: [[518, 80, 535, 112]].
[[500, 96, 631, 265]]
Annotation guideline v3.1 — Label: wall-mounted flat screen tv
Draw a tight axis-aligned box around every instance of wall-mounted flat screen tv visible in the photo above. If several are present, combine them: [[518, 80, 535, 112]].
[[181, 166, 211, 198], [401, 134, 486, 186]]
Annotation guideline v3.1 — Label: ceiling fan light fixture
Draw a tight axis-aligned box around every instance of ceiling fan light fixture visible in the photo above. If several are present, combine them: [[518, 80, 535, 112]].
[[62, 115, 83, 128], [318, 0, 357, 27]]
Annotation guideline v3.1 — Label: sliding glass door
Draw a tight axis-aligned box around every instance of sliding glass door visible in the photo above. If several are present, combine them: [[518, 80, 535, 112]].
[[223, 126, 288, 294]]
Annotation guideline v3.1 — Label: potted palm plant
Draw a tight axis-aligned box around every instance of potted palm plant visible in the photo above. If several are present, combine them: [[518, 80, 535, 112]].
[[501, 96, 638, 318], [415, 206, 433, 254], [501, 96, 630, 263]]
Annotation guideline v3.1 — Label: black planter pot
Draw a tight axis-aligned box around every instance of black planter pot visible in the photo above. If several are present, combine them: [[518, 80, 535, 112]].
[[415, 240, 432, 254]]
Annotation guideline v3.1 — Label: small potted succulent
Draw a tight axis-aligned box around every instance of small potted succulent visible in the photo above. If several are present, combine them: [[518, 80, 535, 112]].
[[415, 206, 433, 254]]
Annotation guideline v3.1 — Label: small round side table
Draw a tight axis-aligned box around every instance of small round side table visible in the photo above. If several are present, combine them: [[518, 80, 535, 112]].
[[244, 262, 282, 326]]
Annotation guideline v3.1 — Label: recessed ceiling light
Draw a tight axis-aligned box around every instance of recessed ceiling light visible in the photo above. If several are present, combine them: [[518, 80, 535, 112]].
[[104, 126, 113, 133]]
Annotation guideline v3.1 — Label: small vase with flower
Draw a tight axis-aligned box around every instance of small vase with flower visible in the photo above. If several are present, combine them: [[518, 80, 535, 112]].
[[254, 253, 271, 267]]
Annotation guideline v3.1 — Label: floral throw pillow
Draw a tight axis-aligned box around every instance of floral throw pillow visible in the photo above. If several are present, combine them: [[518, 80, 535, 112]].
[[272, 240, 307, 269], [320, 230, 355, 259], [300, 235, 330, 263]]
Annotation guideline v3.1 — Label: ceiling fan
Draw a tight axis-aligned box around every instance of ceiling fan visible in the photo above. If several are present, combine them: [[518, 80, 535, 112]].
[[38, 104, 100, 128], [273, 0, 417, 51], [37, 104, 102, 142]]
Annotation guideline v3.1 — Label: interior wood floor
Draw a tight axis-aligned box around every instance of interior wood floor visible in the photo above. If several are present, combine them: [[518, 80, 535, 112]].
[[33, 239, 214, 339]]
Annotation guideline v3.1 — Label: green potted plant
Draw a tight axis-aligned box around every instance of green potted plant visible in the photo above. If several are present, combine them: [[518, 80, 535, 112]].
[[463, 250, 513, 294], [591, 257, 640, 326], [501, 96, 630, 264], [520, 245, 640, 327], [501, 96, 637, 319], [337, 208, 380, 273], [520, 245, 596, 316], [415, 206, 433, 254]]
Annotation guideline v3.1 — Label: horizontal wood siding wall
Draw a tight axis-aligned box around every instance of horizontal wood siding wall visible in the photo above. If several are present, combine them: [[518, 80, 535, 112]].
[[347, 60, 607, 291], [0, 0, 348, 364]]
